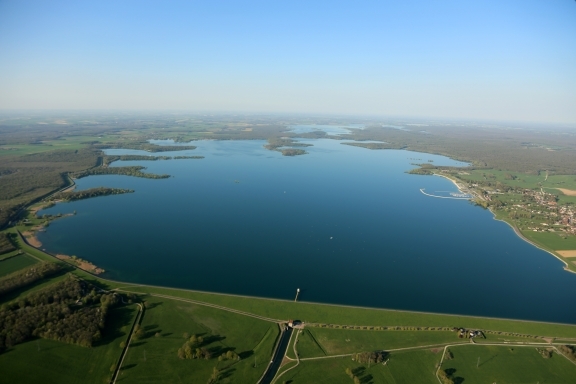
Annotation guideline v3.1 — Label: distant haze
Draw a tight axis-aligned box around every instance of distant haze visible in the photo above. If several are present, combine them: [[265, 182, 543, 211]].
[[1, 1, 575, 124]]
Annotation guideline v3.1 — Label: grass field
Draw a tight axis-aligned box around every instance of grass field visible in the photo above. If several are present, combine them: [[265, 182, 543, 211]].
[[299, 328, 461, 358], [440, 344, 576, 383], [116, 285, 576, 339], [0, 304, 138, 384], [280, 349, 441, 384], [458, 170, 576, 204], [545, 175, 576, 191], [0, 253, 38, 277], [0, 134, 118, 157], [116, 295, 279, 384], [0, 250, 21, 261], [521, 231, 576, 253], [459, 170, 546, 189]]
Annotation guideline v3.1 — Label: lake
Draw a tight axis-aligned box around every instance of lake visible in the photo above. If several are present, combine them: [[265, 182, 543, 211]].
[[37, 139, 576, 324]]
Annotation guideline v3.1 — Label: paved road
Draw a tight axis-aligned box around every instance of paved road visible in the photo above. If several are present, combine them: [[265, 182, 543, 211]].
[[259, 327, 293, 384]]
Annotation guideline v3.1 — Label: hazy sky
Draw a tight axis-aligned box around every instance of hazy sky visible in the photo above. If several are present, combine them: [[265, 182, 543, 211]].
[[1, 1, 575, 123]]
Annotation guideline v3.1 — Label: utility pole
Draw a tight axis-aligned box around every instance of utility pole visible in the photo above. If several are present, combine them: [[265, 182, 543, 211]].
[[477, 357, 480, 368]]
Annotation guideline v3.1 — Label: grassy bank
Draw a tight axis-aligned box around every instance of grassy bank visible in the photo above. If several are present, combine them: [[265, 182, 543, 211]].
[[115, 285, 576, 339]]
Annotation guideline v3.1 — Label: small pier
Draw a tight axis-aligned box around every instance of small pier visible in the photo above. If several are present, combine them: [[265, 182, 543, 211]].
[[294, 288, 300, 302]]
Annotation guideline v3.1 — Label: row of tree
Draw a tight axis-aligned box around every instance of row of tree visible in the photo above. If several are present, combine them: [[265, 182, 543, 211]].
[[93, 142, 197, 153], [0, 262, 62, 297], [0, 232, 15, 254], [351, 351, 388, 364]]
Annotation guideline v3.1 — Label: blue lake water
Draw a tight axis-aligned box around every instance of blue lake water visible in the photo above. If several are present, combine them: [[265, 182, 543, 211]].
[[37, 139, 576, 323]]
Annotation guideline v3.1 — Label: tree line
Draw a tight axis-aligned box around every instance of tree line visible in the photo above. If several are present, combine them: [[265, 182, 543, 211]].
[[0, 233, 15, 254], [0, 262, 63, 297], [72, 166, 169, 179], [50, 187, 134, 202], [93, 142, 197, 153]]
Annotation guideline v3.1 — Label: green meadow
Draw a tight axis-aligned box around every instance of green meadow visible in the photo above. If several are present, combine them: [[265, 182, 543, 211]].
[[522, 230, 576, 252], [116, 285, 576, 339], [0, 253, 38, 277], [298, 328, 459, 358], [440, 344, 576, 383], [279, 349, 442, 384], [116, 295, 278, 384], [0, 134, 118, 157]]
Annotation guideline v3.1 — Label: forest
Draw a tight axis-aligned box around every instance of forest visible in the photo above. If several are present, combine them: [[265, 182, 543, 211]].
[[72, 166, 169, 180], [50, 187, 134, 202], [0, 276, 119, 352], [344, 125, 576, 175], [106, 155, 172, 162], [0, 148, 100, 228]]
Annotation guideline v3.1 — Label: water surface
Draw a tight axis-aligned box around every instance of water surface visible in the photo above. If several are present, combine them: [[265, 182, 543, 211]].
[[38, 139, 576, 323]]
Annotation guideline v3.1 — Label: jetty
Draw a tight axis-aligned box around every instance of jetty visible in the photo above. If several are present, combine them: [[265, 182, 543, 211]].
[[420, 188, 471, 200]]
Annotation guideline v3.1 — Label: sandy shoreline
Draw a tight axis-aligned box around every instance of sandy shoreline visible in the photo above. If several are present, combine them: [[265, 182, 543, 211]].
[[432, 172, 480, 200], [21, 203, 104, 275], [55, 254, 105, 275], [22, 230, 42, 247]]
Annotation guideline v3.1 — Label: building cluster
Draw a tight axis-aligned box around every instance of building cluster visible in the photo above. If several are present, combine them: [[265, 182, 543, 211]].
[[524, 189, 576, 235], [468, 182, 576, 235], [453, 327, 485, 339]]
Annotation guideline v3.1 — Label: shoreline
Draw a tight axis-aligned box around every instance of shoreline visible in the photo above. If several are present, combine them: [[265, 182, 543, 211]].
[[55, 253, 105, 275], [433, 173, 479, 199], [21, 202, 106, 275], [433, 172, 575, 274], [497, 214, 575, 275]]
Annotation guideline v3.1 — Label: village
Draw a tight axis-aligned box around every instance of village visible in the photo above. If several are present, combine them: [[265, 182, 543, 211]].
[[441, 169, 576, 237]]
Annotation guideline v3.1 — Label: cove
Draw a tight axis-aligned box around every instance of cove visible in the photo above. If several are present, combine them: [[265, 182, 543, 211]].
[[37, 139, 576, 324]]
